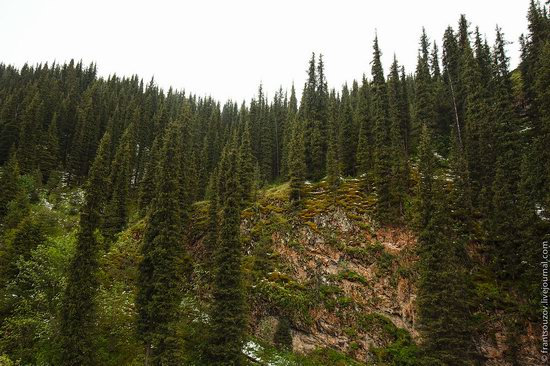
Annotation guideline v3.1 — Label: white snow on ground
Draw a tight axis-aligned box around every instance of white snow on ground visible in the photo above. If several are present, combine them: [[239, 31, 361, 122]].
[[243, 341, 263, 363], [434, 152, 444, 160], [536, 204, 549, 221], [242, 341, 295, 366], [520, 126, 533, 133], [41, 197, 53, 210]]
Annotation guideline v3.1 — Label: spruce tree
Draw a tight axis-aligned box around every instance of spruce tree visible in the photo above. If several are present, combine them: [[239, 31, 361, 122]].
[[207, 145, 246, 366], [355, 77, 374, 189], [205, 167, 219, 258], [417, 186, 477, 365], [416, 126, 477, 365], [414, 29, 436, 145], [489, 27, 522, 280], [326, 126, 340, 191], [370, 36, 393, 223], [461, 34, 486, 205], [339, 85, 356, 177], [300, 53, 317, 180], [138, 137, 161, 215], [18, 90, 45, 173], [288, 118, 306, 206], [238, 120, 256, 207], [281, 84, 298, 179], [0, 149, 20, 221], [103, 125, 133, 240], [314, 54, 329, 179], [399, 67, 412, 159], [40, 113, 60, 182], [0, 95, 19, 164], [136, 123, 191, 365], [417, 124, 436, 230], [60, 131, 111, 366], [177, 101, 195, 209], [67, 84, 102, 183], [388, 57, 408, 217]]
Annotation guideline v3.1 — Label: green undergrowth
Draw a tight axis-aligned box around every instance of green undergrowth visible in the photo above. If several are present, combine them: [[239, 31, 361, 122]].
[[299, 179, 376, 222], [357, 313, 420, 365]]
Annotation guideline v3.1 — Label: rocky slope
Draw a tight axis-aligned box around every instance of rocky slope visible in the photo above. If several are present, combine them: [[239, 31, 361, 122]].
[[188, 178, 539, 365]]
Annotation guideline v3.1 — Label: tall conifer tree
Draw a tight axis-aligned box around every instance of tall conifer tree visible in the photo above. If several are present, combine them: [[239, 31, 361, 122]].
[[60, 131, 111, 366], [136, 124, 191, 365]]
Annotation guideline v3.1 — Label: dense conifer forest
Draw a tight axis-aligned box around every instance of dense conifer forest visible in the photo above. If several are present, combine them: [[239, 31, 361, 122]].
[[0, 1, 549, 365]]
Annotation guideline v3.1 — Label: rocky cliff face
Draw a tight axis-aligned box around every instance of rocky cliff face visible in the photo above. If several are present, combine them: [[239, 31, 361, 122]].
[[238, 180, 419, 364], [190, 179, 540, 365]]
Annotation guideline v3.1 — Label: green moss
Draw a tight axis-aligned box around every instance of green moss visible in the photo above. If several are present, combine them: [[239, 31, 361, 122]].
[[376, 251, 395, 275], [357, 313, 421, 365], [337, 296, 354, 308], [254, 278, 313, 323], [305, 221, 319, 231], [263, 182, 291, 202], [342, 242, 384, 264], [318, 284, 344, 311], [343, 326, 358, 338], [349, 341, 360, 351], [335, 269, 368, 285]]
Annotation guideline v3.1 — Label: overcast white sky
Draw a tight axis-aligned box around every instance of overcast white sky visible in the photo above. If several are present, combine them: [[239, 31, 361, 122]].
[[0, 0, 531, 103]]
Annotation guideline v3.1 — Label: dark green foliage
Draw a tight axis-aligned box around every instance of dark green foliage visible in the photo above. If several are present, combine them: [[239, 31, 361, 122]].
[[388, 57, 409, 217], [238, 121, 257, 207], [103, 125, 133, 240], [67, 84, 103, 183], [280, 84, 298, 179], [326, 126, 341, 191], [339, 85, 356, 177], [370, 37, 393, 223], [205, 167, 219, 258], [207, 145, 246, 366], [273, 318, 292, 350], [417, 125, 436, 230], [60, 131, 111, 366], [288, 119, 306, 205], [355, 78, 373, 182], [488, 27, 523, 281], [136, 124, 191, 365], [416, 134, 477, 364], [0, 150, 20, 220], [299, 53, 329, 181], [414, 29, 436, 149], [18, 90, 45, 173], [138, 137, 161, 215], [40, 113, 60, 182]]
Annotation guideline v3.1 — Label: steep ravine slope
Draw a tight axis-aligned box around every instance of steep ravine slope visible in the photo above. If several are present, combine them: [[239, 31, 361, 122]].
[[188, 179, 539, 365]]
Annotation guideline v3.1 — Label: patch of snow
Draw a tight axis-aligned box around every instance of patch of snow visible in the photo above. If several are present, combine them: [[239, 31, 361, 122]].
[[434, 152, 444, 160], [42, 198, 54, 210], [536, 204, 548, 221], [243, 341, 263, 362], [520, 126, 533, 133], [243, 341, 296, 365]]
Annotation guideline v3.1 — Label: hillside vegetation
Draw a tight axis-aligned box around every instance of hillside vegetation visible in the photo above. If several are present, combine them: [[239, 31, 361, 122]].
[[0, 2, 549, 365]]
